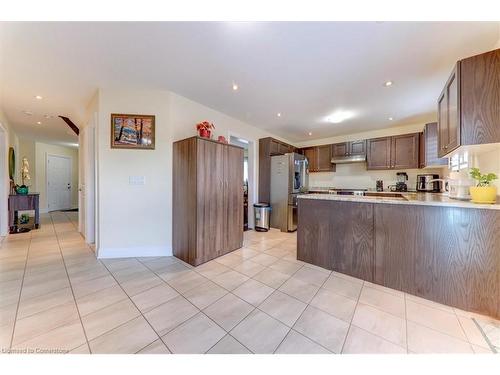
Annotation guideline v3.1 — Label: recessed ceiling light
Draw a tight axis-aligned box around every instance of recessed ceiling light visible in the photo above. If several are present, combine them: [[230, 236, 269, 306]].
[[232, 83, 239, 91], [36, 121, 42, 125], [308, 132, 312, 136], [326, 110, 354, 124], [388, 117, 393, 121], [22, 110, 33, 116], [384, 81, 393, 87], [44, 114, 53, 119], [277, 113, 281, 117], [34, 95, 43, 100]]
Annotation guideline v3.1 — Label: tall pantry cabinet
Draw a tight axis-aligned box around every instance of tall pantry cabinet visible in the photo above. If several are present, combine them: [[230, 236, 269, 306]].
[[173, 136, 244, 266]]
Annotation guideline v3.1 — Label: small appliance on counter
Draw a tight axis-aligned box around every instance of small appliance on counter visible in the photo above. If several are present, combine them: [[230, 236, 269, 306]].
[[448, 178, 474, 200], [389, 172, 408, 192], [416, 174, 441, 192], [376, 180, 383, 192]]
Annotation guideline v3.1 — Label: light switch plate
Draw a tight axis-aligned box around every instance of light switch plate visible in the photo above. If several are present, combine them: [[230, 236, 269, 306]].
[[129, 176, 145, 185]]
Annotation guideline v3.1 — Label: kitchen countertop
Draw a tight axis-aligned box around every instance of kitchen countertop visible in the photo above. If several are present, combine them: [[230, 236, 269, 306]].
[[299, 192, 500, 210]]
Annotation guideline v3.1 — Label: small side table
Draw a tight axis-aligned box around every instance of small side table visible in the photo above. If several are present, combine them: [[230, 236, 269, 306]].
[[8, 193, 40, 231]]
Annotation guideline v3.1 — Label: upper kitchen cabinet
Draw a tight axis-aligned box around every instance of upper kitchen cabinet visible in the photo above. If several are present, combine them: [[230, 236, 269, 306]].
[[438, 48, 500, 157], [367, 133, 419, 170], [259, 137, 297, 203], [332, 140, 366, 158], [302, 145, 335, 172], [367, 137, 392, 170], [392, 133, 420, 169], [420, 122, 448, 168]]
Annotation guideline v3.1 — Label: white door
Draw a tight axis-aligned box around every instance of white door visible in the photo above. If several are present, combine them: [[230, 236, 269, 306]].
[[47, 155, 72, 211]]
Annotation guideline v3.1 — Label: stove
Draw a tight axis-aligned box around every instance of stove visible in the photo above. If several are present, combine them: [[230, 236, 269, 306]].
[[328, 188, 368, 196]]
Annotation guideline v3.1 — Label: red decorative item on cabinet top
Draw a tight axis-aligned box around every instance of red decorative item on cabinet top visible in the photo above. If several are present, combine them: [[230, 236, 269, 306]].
[[196, 121, 215, 139]]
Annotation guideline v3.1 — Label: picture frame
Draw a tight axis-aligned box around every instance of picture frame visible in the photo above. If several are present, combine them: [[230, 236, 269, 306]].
[[110, 113, 155, 149]]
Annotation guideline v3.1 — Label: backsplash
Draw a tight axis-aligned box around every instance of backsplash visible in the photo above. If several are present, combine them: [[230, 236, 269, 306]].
[[308, 162, 446, 191]]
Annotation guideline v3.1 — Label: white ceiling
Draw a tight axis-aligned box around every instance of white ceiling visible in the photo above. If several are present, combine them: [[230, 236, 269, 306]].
[[1, 22, 499, 144]]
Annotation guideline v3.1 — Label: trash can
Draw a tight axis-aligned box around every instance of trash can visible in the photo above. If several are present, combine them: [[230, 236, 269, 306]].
[[254, 203, 271, 232]]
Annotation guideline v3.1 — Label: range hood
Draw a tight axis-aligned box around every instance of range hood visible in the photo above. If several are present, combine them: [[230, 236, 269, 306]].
[[331, 154, 366, 164]]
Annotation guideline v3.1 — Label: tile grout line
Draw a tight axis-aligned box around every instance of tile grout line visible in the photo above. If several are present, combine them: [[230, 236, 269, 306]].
[[98, 259, 168, 353], [7, 229, 33, 350], [49, 212, 92, 354], [135, 256, 252, 353], [338, 279, 365, 354]]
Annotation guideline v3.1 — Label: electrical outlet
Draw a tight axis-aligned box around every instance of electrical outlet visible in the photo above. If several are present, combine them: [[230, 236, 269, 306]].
[[129, 176, 145, 185]]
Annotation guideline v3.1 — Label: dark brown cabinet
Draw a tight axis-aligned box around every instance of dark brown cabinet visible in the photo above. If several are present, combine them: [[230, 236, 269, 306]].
[[332, 140, 366, 158], [298, 198, 500, 319], [366, 137, 392, 170], [302, 147, 317, 172], [420, 122, 448, 168], [438, 48, 500, 157], [438, 64, 460, 156], [301, 145, 335, 172], [297, 199, 374, 281], [258, 137, 297, 203], [367, 133, 419, 170], [173, 137, 244, 266]]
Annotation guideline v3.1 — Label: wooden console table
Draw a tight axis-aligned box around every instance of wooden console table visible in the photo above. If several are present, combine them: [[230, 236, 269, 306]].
[[8, 193, 40, 230]]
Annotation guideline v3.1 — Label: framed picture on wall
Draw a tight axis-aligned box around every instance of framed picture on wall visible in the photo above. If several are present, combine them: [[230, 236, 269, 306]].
[[110, 113, 155, 149]]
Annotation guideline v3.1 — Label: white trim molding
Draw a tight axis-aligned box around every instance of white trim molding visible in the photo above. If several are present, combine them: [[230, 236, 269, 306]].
[[97, 245, 172, 259]]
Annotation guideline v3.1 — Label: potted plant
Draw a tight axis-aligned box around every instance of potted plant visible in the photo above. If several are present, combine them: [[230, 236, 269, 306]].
[[15, 157, 30, 195], [469, 167, 498, 204], [196, 121, 215, 139]]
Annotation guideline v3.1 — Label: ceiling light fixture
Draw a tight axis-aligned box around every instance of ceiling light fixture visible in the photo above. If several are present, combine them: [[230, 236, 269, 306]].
[[36, 121, 42, 125], [44, 114, 53, 119], [326, 110, 354, 124], [22, 110, 33, 116], [308, 132, 312, 136], [388, 117, 393, 121], [34, 95, 43, 100], [232, 83, 239, 91], [384, 81, 393, 87], [277, 113, 281, 117]]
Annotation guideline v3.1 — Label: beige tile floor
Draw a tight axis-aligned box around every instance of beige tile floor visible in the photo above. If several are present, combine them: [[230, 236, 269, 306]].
[[0, 211, 497, 354]]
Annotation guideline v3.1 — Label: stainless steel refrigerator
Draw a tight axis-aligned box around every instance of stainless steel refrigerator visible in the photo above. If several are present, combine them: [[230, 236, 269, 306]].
[[270, 153, 309, 232]]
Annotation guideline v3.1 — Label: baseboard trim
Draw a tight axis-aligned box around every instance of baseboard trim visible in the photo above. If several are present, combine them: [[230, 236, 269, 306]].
[[97, 245, 172, 259]]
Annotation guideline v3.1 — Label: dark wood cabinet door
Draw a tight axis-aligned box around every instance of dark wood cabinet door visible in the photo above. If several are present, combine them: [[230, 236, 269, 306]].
[[332, 142, 348, 157], [367, 137, 391, 170], [196, 140, 225, 264], [419, 132, 425, 168], [316, 145, 334, 172], [460, 49, 500, 146], [446, 65, 460, 153], [391, 133, 419, 169], [223, 145, 244, 254], [424, 122, 448, 167], [437, 64, 460, 157], [269, 140, 280, 155], [437, 89, 448, 157], [330, 202, 374, 281], [349, 140, 366, 156], [303, 148, 317, 172], [278, 143, 289, 155], [374, 205, 416, 293]]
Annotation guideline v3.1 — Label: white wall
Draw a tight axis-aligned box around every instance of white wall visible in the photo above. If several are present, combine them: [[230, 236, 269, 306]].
[[94, 89, 294, 258], [309, 164, 445, 191], [0, 109, 19, 236]]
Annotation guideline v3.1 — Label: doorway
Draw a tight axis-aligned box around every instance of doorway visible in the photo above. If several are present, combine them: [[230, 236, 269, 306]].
[[46, 154, 72, 212], [0, 122, 7, 236], [229, 135, 253, 231]]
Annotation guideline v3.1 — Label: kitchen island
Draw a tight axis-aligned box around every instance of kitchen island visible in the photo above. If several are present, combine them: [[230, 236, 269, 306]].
[[297, 193, 500, 319]]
